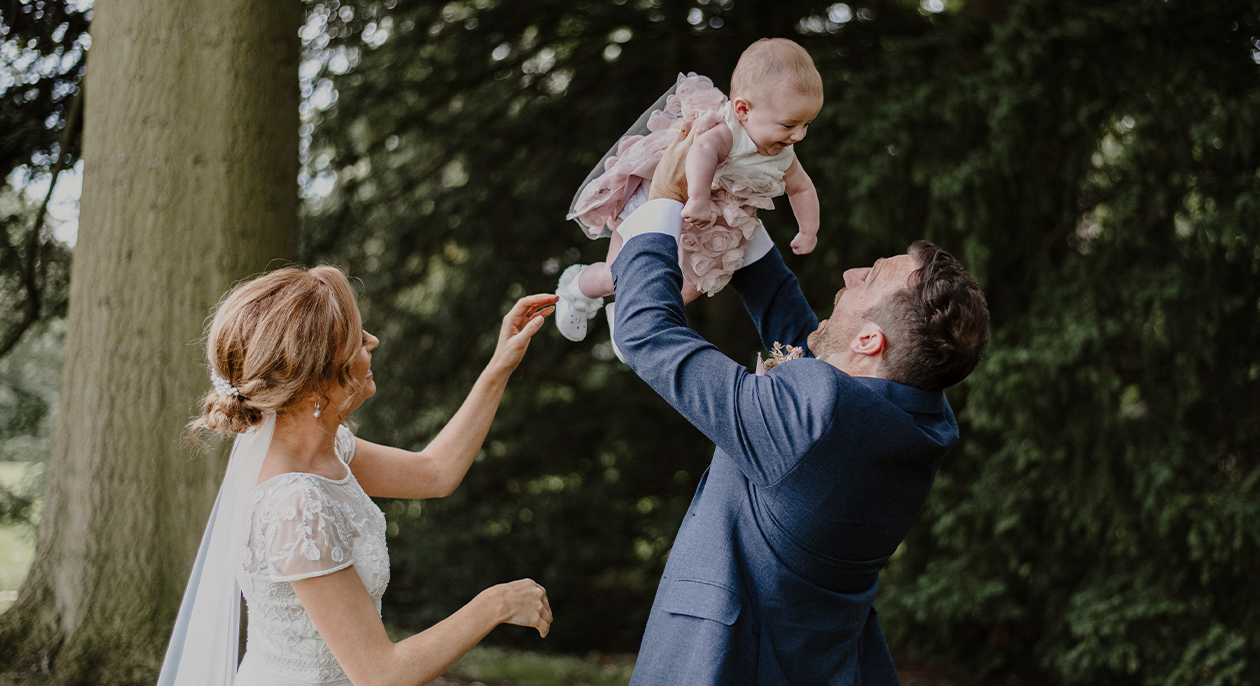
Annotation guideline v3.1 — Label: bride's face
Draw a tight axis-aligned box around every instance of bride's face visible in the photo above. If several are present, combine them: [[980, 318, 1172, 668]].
[[327, 329, 379, 416]]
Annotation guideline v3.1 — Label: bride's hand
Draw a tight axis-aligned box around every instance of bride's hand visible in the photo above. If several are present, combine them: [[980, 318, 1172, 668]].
[[484, 578, 553, 638], [489, 293, 558, 375]]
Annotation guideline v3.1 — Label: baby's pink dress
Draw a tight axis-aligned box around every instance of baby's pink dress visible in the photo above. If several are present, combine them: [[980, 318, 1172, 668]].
[[568, 73, 797, 296]]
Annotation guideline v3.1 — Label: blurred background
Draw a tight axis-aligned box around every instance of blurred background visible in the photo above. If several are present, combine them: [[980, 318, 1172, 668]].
[[1, 0, 1258, 684]]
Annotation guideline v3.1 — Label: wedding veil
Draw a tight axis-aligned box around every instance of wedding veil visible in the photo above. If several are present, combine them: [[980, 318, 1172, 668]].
[[565, 74, 685, 239], [157, 411, 276, 686]]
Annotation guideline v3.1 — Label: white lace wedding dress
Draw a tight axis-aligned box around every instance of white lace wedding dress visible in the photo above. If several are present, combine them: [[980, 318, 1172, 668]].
[[234, 426, 390, 685]]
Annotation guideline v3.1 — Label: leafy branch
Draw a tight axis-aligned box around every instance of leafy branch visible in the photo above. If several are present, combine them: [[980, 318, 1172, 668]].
[[0, 81, 82, 360]]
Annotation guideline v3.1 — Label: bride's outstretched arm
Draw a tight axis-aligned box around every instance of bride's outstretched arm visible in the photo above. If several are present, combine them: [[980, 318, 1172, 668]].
[[350, 293, 557, 499], [293, 569, 551, 686]]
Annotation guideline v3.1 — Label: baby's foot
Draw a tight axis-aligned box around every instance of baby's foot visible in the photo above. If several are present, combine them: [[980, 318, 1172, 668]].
[[555, 264, 605, 342]]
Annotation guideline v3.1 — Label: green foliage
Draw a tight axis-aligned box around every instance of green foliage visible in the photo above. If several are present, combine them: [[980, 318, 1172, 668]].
[[0, 315, 58, 524], [0, 190, 64, 526], [0, 314, 61, 463], [0, 0, 80, 534], [0, 0, 83, 341], [0, 188, 71, 359], [446, 645, 633, 686], [849, 2, 1260, 684], [0, 462, 36, 608], [0, 0, 88, 181], [300, 0, 1259, 682]]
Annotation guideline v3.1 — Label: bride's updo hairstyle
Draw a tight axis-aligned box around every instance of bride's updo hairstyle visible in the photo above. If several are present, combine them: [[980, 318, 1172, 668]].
[[188, 266, 363, 436]]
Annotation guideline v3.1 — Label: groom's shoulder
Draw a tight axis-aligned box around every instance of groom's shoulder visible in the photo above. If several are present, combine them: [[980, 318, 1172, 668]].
[[764, 359, 931, 423], [765, 357, 869, 396], [756, 358, 874, 417]]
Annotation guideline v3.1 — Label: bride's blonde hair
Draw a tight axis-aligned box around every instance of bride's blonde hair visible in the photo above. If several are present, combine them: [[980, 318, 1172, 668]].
[[188, 266, 363, 437]]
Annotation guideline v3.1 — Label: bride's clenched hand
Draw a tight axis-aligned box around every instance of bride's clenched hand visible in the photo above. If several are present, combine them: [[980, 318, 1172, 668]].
[[294, 568, 552, 686], [482, 578, 553, 638], [489, 294, 558, 375]]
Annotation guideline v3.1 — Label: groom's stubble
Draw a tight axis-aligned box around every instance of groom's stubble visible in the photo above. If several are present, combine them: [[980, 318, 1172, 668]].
[[807, 296, 861, 362]]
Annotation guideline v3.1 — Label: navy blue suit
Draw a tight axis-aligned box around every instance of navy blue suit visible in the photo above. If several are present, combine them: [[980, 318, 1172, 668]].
[[610, 201, 958, 685]]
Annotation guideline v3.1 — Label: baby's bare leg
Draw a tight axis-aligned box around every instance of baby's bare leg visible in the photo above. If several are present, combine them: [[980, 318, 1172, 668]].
[[605, 229, 626, 266], [576, 263, 614, 299], [576, 231, 624, 299], [681, 280, 702, 304]]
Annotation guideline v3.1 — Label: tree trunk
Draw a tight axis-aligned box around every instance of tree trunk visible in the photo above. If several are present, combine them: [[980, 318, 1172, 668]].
[[0, 1, 301, 683]]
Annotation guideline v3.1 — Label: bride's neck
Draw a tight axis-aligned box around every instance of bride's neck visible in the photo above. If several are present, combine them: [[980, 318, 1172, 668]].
[[267, 411, 343, 470]]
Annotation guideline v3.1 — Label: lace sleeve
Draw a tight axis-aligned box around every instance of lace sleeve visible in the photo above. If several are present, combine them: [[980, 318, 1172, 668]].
[[262, 480, 356, 581], [335, 424, 356, 465]]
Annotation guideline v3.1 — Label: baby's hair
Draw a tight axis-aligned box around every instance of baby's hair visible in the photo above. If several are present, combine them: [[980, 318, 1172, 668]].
[[188, 265, 364, 438], [730, 38, 824, 106]]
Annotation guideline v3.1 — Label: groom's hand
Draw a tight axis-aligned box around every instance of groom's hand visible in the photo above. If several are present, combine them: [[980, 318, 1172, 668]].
[[649, 116, 710, 203]]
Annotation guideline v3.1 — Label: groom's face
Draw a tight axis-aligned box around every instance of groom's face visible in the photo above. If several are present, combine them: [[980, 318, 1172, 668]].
[[808, 254, 918, 359]]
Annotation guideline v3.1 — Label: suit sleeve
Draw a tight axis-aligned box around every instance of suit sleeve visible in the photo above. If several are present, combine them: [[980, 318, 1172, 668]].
[[730, 246, 821, 356], [611, 230, 837, 486]]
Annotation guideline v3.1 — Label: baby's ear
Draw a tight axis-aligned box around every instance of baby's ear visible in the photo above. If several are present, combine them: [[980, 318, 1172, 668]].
[[732, 97, 752, 119]]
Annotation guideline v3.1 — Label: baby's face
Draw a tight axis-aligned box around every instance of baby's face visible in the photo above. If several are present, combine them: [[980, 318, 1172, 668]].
[[734, 87, 823, 156]]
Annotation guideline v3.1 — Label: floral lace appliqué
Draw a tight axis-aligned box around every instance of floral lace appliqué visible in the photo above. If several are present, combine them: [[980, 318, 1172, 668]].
[[236, 425, 389, 684]]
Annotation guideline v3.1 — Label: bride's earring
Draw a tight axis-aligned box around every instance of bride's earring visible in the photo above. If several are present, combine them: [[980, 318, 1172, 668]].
[[313, 398, 322, 418]]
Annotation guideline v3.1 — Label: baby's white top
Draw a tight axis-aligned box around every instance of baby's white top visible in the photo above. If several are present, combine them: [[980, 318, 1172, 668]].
[[714, 102, 797, 201], [235, 425, 389, 685]]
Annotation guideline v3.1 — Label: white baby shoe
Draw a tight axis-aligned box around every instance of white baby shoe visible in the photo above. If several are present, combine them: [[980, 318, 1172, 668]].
[[555, 264, 604, 342], [604, 302, 627, 363]]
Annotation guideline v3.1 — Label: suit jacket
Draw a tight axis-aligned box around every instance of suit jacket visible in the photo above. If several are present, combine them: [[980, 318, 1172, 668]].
[[609, 201, 959, 685]]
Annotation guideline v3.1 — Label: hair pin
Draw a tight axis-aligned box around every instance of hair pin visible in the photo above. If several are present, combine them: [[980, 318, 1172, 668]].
[[210, 371, 241, 399]]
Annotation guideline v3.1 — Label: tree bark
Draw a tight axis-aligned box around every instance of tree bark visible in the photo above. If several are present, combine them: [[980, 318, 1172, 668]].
[[0, 1, 302, 683]]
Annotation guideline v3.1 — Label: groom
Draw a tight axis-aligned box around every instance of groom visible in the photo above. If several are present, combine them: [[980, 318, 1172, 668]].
[[608, 130, 989, 684]]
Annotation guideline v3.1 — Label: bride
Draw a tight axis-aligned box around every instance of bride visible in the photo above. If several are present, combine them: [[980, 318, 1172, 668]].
[[158, 266, 558, 686]]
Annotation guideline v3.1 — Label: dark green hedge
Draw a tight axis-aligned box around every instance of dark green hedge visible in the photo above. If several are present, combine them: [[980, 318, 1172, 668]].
[[304, 1, 1260, 683]]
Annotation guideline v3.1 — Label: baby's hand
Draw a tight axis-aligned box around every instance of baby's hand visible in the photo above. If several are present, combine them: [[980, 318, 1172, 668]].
[[682, 196, 717, 229], [790, 232, 817, 255]]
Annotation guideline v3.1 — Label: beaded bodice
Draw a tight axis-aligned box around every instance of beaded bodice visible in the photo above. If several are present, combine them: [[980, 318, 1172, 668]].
[[236, 426, 389, 684]]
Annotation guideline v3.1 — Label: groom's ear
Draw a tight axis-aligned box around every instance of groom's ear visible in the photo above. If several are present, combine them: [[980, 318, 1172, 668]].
[[849, 322, 886, 358]]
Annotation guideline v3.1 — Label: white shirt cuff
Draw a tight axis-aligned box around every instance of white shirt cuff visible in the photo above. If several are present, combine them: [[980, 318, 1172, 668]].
[[743, 221, 775, 265], [616, 199, 683, 243], [615, 199, 775, 269]]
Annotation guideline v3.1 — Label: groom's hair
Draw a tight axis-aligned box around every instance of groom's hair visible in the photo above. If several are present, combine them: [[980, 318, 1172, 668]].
[[868, 241, 989, 392]]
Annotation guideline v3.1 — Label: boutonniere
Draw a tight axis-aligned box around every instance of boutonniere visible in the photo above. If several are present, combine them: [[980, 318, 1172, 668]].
[[755, 342, 804, 376]]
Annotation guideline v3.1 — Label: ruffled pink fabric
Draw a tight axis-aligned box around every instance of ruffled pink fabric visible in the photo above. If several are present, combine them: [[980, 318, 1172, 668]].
[[570, 74, 777, 297]]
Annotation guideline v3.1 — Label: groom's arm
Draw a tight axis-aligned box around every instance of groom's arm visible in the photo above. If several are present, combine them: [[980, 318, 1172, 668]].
[[729, 228, 820, 356], [610, 200, 837, 486], [647, 118, 819, 354]]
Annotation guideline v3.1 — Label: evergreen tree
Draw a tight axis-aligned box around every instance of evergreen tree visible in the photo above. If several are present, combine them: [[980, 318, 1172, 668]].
[[1, 0, 1255, 683], [0, 0, 83, 367], [306, 0, 1260, 682]]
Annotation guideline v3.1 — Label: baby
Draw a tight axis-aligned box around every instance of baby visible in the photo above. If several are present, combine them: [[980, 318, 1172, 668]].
[[558, 38, 824, 344]]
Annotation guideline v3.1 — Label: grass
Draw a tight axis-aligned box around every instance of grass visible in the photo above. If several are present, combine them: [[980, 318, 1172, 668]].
[[0, 462, 36, 614], [446, 646, 634, 686]]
